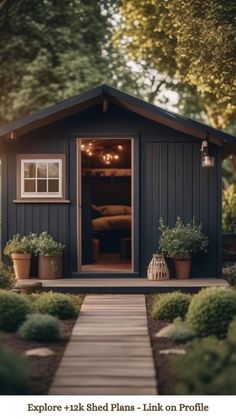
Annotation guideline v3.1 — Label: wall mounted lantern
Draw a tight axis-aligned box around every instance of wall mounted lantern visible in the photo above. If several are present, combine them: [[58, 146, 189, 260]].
[[201, 133, 215, 168]]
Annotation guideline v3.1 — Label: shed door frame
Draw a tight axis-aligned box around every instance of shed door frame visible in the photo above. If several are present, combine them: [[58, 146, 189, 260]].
[[76, 135, 140, 274]]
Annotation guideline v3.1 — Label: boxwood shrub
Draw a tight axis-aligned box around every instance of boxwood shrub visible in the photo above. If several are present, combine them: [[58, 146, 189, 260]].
[[227, 319, 236, 346], [35, 292, 77, 319], [224, 265, 236, 286], [166, 318, 197, 343], [0, 291, 32, 332], [152, 292, 191, 321], [186, 287, 236, 338], [66, 294, 84, 314], [0, 343, 29, 394], [173, 337, 236, 395], [0, 262, 15, 290], [19, 313, 63, 342]]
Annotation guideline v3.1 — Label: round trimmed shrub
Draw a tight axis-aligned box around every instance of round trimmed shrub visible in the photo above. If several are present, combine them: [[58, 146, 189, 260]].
[[0, 262, 15, 290], [227, 319, 236, 346], [173, 337, 236, 395], [166, 318, 197, 343], [0, 290, 32, 332], [66, 294, 84, 314], [186, 287, 236, 338], [224, 265, 236, 286], [19, 313, 63, 342], [35, 292, 77, 319], [152, 292, 191, 321], [0, 343, 29, 394]]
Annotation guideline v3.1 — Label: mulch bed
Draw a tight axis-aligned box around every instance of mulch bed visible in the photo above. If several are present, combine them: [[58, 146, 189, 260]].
[[1, 293, 181, 395], [1, 318, 76, 395], [146, 294, 179, 395]]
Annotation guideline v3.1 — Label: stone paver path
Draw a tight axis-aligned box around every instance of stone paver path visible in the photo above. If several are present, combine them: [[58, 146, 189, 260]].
[[50, 294, 157, 395]]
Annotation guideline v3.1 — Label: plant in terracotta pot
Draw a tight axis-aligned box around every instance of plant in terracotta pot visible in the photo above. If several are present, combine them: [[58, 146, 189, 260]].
[[33, 232, 65, 279], [3, 234, 32, 279], [158, 218, 208, 279]]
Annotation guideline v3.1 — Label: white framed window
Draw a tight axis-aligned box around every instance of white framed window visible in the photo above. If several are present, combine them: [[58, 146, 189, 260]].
[[16, 154, 66, 201]]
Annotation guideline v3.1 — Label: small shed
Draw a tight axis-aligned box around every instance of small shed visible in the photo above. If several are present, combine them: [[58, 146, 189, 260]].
[[0, 85, 235, 278]]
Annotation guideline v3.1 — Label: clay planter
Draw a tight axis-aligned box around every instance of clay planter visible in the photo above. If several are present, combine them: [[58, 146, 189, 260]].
[[38, 255, 62, 279], [11, 253, 31, 279], [173, 257, 191, 279]]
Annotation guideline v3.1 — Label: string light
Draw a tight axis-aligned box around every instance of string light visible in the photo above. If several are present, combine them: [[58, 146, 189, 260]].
[[81, 141, 123, 165]]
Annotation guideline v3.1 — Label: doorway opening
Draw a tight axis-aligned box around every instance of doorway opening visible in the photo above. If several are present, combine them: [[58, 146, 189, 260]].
[[79, 138, 133, 273]]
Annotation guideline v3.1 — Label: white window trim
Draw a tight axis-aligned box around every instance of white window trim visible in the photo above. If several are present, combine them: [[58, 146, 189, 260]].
[[21, 159, 63, 198]]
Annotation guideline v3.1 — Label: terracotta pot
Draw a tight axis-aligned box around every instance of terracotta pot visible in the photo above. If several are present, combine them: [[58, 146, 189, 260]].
[[11, 253, 31, 279], [173, 257, 191, 279], [38, 255, 62, 279]]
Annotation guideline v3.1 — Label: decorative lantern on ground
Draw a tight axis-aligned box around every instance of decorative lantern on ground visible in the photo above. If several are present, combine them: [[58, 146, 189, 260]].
[[147, 254, 170, 280]]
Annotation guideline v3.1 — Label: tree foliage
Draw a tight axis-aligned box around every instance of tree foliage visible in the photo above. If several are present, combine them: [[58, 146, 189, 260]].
[[0, 0, 136, 124], [0, 0, 17, 21], [0, 0, 235, 133], [114, 0, 236, 130]]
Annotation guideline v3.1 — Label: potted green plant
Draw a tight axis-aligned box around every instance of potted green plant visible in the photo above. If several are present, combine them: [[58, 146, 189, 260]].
[[158, 218, 208, 279], [3, 234, 32, 279], [33, 232, 65, 279]]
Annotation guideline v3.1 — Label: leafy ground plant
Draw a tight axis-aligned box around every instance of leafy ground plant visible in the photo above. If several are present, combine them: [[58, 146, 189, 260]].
[[0, 342, 29, 394], [186, 287, 236, 338], [173, 337, 236, 395], [0, 262, 15, 290], [227, 319, 236, 346], [165, 318, 197, 343], [152, 292, 191, 321], [19, 313, 63, 342], [0, 290, 32, 332], [35, 292, 77, 319], [224, 265, 236, 286]]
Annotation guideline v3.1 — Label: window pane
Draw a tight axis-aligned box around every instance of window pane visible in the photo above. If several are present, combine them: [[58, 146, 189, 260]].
[[48, 179, 59, 193], [37, 179, 47, 192], [24, 179, 36, 192], [48, 162, 59, 178], [37, 163, 47, 178], [24, 163, 36, 178]]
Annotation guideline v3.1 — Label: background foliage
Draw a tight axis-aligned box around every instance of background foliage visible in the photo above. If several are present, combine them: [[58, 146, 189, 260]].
[[115, 0, 236, 132], [0, 0, 137, 124], [0, 0, 235, 133]]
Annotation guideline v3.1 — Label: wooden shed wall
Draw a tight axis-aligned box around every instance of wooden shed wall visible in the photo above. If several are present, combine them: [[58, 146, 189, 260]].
[[1, 104, 221, 277]]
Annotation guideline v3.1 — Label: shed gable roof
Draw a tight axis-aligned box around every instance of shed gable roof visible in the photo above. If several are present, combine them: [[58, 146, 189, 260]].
[[0, 84, 235, 147]]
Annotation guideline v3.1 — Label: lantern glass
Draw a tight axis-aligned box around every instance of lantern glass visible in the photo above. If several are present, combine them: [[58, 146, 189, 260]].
[[202, 155, 215, 168]]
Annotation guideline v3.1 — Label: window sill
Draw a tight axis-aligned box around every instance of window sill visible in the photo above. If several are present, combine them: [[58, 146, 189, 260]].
[[13, 199, 71, 204]]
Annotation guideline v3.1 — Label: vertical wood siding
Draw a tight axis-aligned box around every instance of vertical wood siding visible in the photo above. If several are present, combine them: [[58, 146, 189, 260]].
[[2, 105, 221, 277], [141, 142, 219, 277]]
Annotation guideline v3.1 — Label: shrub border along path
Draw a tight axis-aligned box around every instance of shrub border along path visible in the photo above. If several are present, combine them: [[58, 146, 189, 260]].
[[49, 294, 157, 395]]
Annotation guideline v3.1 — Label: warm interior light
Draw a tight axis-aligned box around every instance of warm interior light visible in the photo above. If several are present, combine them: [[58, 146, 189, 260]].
[[81, 140, 124, 165]]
